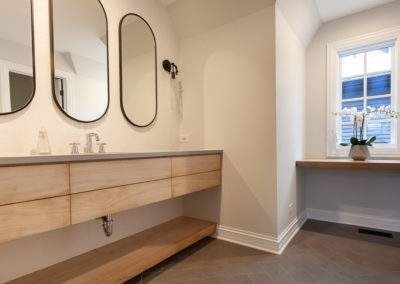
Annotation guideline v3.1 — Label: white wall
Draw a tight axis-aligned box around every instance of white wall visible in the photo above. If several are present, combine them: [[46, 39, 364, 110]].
[[180, 7, 278, 237], [276, 0, 321, 47], [305, 1, 400, 231], [0, 0, 183, 282], [275, 6, 306, 235], [305, 168, 400, 231]]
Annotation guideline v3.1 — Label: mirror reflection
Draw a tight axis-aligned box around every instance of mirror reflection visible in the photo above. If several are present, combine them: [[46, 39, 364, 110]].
[[0, 0, 34, 114], [52, 0, 108, 122], [120, 14, 157, 127]]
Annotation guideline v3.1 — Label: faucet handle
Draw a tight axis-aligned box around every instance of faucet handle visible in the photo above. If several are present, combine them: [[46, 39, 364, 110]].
[[69, 143, 80, 155], [97, 142, 106, 153]]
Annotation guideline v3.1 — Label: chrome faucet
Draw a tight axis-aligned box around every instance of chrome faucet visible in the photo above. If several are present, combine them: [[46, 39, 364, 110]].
[[86, 133, 100, 153]]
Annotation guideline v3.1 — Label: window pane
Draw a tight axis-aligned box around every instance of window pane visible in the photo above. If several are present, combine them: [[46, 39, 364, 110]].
[[342, 77, 364, 100], [367, 97, 391, 120], [367, 47, 391, 73], [366, 121, 391, 144], [341, 53, 364, 77], [367, 73, 391, 96], [341, 124, 354, 144]]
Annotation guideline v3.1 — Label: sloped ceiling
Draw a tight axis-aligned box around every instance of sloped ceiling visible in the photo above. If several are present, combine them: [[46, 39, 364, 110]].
[[162, 0, 275, 40], [315, 0, 397, 22], [160, 0, 398, 47]]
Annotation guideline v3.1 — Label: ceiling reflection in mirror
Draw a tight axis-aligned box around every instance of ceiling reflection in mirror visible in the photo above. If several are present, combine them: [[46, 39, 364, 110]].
[[120, 14, 157, 127], [52, 0, 108, 122], [0, 0, 34, 114]]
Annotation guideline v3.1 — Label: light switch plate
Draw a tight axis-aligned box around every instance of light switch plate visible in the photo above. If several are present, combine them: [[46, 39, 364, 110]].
[[180, 134, 190, 143]]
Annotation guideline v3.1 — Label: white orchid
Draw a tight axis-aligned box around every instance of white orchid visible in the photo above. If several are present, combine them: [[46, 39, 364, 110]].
[[333, 105, 399, 146]]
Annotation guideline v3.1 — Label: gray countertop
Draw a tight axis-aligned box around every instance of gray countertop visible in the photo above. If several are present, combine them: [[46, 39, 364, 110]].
[[0, 150, 223, 166]]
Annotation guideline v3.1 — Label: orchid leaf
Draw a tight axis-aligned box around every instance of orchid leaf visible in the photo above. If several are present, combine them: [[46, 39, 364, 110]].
[[367, 136, 376, 144], [350, 137, 359, 145]]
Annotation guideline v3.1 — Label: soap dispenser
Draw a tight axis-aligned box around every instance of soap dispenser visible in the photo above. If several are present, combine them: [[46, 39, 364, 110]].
[[37, 128, 51, 155]]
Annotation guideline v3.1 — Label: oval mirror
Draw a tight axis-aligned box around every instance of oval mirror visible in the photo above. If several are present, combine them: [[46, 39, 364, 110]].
[[0, 0, 35, 114], [51, 0, 109, 122], [120, 14, 157, 127]]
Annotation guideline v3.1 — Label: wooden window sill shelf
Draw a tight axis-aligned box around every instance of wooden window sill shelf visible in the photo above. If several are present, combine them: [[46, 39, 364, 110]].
[[296, 159, 400, 170]]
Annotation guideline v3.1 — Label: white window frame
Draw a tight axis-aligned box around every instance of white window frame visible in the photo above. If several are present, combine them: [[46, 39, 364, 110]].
[[327, 27, 400, 158]]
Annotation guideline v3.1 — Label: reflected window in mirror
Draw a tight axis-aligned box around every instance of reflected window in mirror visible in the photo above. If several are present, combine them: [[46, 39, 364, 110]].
[[51, 0, 109, 122], [0, 0, 35, 114], [120, 14, 157, 127]]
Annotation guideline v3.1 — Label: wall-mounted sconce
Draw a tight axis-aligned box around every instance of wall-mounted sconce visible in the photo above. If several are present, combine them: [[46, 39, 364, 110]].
[[163, 60, 179, 79]]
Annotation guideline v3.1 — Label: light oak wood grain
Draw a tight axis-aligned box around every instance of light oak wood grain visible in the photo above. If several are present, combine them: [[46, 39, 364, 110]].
[[70, 158, 171, 193], [0, 196, 70, 244], [8, 217, 216, 284], [0, 164, 69, 206], [71, 179, 171, 224], [296, 159, 400, 170], [172, 170, 221, 198], [172, 154, 221, 177]]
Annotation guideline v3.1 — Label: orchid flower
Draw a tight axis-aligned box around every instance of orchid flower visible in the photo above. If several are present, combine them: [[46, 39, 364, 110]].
[[333, 105, 399, 146]]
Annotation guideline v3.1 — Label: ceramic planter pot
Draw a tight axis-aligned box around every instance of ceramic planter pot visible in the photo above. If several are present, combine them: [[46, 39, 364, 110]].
[[349, 145, 370, 161]]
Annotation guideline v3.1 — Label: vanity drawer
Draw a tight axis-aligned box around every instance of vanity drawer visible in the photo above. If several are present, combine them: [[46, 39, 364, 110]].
[[172, 171, 221, 197], [71, 179, 171, 224], [70, 158, 171, 193], [0, 164, 69, 206], [0, 196, 70, 244], [172, 154, 221, 177]]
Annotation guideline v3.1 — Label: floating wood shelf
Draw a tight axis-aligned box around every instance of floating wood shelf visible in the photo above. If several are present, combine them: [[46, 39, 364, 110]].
[[296, 159, 400, 170], [8, 217, 216, 284]]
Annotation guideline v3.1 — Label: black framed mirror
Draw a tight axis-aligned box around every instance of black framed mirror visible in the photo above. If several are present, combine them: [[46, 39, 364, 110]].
[[119, 14, 157, 127], [0, 0, 35, 115], [50, 0, 109, 123]]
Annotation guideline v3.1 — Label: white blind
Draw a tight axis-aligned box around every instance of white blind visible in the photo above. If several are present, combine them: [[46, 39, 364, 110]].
[[338, 38, 397, 57]]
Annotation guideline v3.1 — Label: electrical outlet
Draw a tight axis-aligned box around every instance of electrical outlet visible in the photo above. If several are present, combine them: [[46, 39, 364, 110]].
[[180, 134, 190, 143]]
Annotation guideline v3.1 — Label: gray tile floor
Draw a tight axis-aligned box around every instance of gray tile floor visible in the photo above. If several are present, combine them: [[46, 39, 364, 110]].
[[125, 220, 400, 283]]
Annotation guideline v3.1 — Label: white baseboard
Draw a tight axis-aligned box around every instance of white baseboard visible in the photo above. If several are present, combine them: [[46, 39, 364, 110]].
[[212, 211, 306, 255], [211, 208, 400, 255], [307, 208, 400, 232], [277, 211, 307, 254]]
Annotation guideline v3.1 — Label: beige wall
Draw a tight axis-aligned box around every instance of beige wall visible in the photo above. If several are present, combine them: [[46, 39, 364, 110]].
[[275, 7, 306, 235], [180, 7, 278, 236], [0, 0, 180, 156], [0, 0, 183, 282], [305, 1, 400, 231]]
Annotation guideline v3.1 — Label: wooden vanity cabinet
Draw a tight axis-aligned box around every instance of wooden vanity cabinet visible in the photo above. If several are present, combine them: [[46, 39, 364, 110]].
[[172, 171, 221, 197], [171, 154, 221, 197], [171, 154, 221, 176], [0, 164, 69, 206], [0, 196, 70, 244], [70, 158, 171, 194], [0, 153, 222, 243], [71, 179, 171, 224]]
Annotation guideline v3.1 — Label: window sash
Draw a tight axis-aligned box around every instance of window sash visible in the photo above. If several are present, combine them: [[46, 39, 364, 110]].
[[339, 47, 394, 144]]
